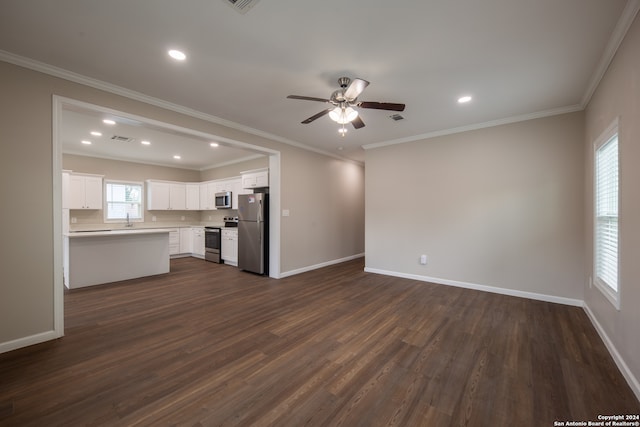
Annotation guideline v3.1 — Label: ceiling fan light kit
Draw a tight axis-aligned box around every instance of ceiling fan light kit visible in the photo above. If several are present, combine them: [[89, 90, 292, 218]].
[[287, 77, 406, 135], [329, 106, 358, 124]]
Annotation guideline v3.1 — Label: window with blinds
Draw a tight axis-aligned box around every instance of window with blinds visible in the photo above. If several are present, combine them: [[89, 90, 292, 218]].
[[594, 123, 619, 309], [104, 180, 144, 222]]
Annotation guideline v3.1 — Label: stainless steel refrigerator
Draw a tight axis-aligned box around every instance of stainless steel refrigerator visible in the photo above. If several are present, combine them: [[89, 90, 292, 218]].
[[238, 193, 268, 275]]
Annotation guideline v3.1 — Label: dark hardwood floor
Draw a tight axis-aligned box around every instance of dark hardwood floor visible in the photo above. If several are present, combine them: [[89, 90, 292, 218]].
[[0, 257, 638, 426]]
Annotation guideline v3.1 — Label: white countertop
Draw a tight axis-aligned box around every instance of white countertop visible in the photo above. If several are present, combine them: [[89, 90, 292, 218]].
[[66, 228, 172, 238]]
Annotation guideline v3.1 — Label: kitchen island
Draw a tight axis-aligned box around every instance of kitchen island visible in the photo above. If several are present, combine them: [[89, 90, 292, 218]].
[[64, 229, 171, 289]]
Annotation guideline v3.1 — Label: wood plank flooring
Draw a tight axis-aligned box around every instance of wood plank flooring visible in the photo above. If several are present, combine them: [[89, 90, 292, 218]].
[[0, 257, 638, 426]]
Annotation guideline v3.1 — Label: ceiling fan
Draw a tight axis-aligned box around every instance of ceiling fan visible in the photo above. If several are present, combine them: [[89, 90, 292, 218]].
[[287, 77, 405, 131]]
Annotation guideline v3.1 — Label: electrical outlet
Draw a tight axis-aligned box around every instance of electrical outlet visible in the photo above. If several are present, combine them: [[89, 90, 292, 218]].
[[152, 216, 157, 222], [282, 209, 290, 217], [420, 254, 427, 265], [181, 216, 185, 221], [71, 217, 77, 224]]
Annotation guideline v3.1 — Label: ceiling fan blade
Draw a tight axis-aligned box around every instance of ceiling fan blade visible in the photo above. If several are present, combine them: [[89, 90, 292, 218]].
[[287, 95, 331, 103], [358, 101, 405, 111], [351, 116, 365, 129], [343, 78, 370, 101], [301, 108, 333, 124]]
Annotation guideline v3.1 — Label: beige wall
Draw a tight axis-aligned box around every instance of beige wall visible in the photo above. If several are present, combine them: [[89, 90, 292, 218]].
[[280, 149, 365, 273], [584, 14, 640, 394], [0, 64, 56, 344], [64, 153, 201, 182], [365, 112, 585, 300], [0, 60, 365, 349]]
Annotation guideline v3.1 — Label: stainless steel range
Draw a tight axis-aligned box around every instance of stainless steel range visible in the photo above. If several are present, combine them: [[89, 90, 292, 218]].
[[204, 227, 221, 263], [223, 216, 238, 227]]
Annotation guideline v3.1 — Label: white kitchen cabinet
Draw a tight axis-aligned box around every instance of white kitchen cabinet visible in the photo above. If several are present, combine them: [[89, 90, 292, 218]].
[[221, 228, 238, 266], [180, 227, 193, 254], [169, 228, 180, 255], [69, 173, 103, 209], [241, 168, 269, 189], [230, 178, 246, 209], [192, 227, 205, 258], [169, 183, 186, 210], [215, 179, 232, 193], [185, 183, 200, 210], [147, 181, 170, 210], [213, 177, 244, 209], [147, 180, 186, 210], [199, 181, 218, 210]]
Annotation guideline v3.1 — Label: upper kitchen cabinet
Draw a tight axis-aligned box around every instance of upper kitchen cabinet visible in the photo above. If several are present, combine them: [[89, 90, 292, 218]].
[[185, 183, 200, 210], [241, 168, 269, 189], [199, 177, 246, 210], [199, 181, 216, 210], [146, 180, 186, 210], [216, 177, 246, 209], [69, 173, 103, 210]]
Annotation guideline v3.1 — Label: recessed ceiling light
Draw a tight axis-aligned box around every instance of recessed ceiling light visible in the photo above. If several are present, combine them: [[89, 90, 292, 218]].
[[210, 142, 219, 147], [81, 140, 92, 145], [90, 131, 102, 137], [173, 155, 181, 160], [103, 119, 116, 125], [168, 49, 186, 61], [458, 95, 472, 104], [141, 140, 151, 145]]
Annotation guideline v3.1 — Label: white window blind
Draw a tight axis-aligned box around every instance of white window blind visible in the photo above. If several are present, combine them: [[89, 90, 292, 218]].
[[595, 134, 618, 295], [105, 181, 144, 221]]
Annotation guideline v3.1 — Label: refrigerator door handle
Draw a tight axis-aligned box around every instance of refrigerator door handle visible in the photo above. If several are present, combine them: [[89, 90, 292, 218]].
[[257, 200, 262, 223]]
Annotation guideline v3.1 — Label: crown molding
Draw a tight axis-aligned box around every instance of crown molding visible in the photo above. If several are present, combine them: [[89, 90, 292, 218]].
[[3, 0, 636, 165], [362, 104, 583, 151], [0, 50, 362, 166], [581, 0, 640, 107]]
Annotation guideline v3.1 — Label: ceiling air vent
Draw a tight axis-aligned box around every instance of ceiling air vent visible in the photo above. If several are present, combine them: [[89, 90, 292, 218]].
[[389, 114, 404, 121], [110, 135, 136, 143], [222, 0, 261, 14]]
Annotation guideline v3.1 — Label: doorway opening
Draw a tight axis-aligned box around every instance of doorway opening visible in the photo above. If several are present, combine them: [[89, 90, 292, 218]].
[[52, 96, 281, 337]]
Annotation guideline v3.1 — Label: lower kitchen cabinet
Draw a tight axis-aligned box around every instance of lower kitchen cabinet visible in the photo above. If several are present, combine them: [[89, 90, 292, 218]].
[[221, 229, 238, 266], [169, 229, 180, 255], [192, 227, 205, 258], [168, 227, 207, 258], [180, 227, 193, 254]]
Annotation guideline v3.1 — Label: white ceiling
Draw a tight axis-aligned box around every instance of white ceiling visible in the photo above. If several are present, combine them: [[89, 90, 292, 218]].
[[61, 105, 265, 171], [0, 0, 636, 164]]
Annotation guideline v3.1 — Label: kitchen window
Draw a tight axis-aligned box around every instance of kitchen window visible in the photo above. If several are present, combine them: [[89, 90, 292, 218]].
[[104, 180, 144, 222], [594, 119, 619, 309]]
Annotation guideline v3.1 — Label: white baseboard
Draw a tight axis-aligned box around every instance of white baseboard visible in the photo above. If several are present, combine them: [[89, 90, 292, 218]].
[[0, 330, 62, 355], [363, 267, 584, 307], [583, 304, 640, 401], [279, 253, 365, 278]]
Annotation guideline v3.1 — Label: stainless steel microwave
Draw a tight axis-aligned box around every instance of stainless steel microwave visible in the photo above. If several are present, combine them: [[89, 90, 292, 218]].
[[214, 191, 232, 209]]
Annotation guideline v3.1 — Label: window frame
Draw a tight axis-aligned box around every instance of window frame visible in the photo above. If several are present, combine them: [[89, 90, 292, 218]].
[[593, 118, 620, 310], [103, 179, 145, 224]]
